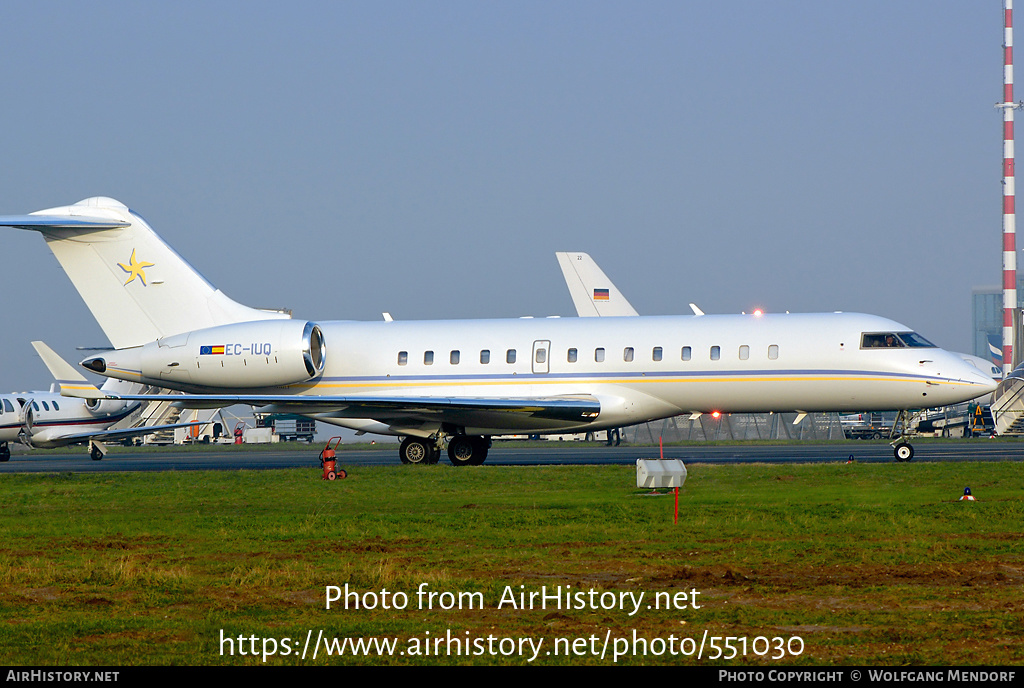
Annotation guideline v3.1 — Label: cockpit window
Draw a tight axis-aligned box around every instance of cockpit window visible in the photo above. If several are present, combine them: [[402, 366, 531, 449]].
[[861, 332, 936, 349], [898, 332, 936, 348]]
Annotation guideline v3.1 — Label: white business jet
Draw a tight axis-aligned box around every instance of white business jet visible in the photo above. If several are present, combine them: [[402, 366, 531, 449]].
[[0, 341, 201, 461], [0, 198, 997, 465]]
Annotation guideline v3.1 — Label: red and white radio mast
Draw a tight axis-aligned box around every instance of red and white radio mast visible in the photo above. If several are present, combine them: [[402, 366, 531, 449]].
[[1000, 0, 1023, 375]]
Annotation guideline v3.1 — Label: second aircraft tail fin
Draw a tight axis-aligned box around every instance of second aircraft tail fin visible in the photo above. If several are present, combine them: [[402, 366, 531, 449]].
[[555, 251, 639, 317]]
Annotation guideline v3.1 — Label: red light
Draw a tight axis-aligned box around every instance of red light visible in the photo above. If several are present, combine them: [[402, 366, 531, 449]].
[[711, 411, 721, 418], [753, 309, 764, 317]]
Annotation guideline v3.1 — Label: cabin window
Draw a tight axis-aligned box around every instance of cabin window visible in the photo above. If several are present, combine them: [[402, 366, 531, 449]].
[[623, 347, 634, 362], [4, 399, 14, 413], [480, 349, 490, 364], [424, 351, 434, 365], [567, 348, 578, 363], [397, 351, 408, 366], [450, 350, 460, 365], [32, 402, 39, 412], [768, 344, 779, 360], [595, 347, 606, 362], [506, 349, 516, 364], [653, 347, 663, 361], [52, 402, 59, 411], [535, 348, 546, 364], [710, 346, 720, 361], [42, 401, 50, 411], [739, 345, 749, 360], [682, 346, 691, 361]]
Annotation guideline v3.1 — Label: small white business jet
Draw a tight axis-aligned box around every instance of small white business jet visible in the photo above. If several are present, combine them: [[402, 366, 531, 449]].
[[0, 198, 997, 465], [0, 341, 201, 461]]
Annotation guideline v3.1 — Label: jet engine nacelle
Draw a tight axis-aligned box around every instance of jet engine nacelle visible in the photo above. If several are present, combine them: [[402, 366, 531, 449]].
[[83, 320, 326, 390], [84, 397, 130, 417]]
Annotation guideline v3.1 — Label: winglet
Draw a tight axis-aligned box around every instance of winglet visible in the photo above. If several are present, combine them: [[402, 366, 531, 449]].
[[31, 341, 105, 399]]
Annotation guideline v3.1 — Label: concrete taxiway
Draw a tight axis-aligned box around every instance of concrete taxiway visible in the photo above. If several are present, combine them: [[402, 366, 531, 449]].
[[0, 442, 1021, 474]]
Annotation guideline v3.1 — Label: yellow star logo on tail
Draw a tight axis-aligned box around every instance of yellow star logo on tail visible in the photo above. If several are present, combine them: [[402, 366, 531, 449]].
[[118, 249, 154, 286]]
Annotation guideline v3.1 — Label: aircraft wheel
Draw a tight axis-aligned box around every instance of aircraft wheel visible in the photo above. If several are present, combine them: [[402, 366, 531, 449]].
[[427, 445, 442, 464], [448, 435, 487, 466], [90, 446, 104, 461], [399, 437, 432, 465], [469, 436, 489, 465], [894, 443, 914, 462], [0, 443, 9, 462]]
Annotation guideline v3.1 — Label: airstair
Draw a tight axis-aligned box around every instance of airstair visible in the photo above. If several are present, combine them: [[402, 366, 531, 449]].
[[990, 371, 1024, 436], [105, 386, 183, 444]]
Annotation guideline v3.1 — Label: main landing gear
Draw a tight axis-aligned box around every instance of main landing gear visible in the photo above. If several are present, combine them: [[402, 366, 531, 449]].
[[446, 435, 489, 466], [0, 442, 9, 462], [399, 436, 442, 465], [399, 435, 490, 466]]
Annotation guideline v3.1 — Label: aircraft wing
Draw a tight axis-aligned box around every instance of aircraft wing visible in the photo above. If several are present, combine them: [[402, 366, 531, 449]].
[[36, 421, 206, 446], [61, 392, 603, 429]]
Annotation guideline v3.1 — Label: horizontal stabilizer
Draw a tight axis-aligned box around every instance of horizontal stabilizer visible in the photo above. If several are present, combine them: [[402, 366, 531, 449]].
[[0, 215, 130, 231]]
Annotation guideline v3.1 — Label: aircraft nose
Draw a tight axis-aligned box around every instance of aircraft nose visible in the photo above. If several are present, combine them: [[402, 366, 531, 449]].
[[965, 370, 998, 394], [954, 361, 998, 395]]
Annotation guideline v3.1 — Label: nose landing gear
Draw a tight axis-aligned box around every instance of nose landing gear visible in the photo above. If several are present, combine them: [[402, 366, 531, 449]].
[[890, 410, 915, 462]]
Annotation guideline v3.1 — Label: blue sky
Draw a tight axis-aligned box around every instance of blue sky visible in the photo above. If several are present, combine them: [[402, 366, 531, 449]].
[[0, 1, 1002, 392]]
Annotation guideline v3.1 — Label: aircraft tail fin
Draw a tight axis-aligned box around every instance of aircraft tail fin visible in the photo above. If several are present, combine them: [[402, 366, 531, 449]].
[[555, 252, 639, 317], [31, 341, 105, 399], [0, 198, 289, 348]]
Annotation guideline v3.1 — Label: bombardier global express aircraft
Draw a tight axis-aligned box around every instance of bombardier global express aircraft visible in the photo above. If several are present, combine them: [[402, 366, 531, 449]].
[[0, 197, 997, 465]]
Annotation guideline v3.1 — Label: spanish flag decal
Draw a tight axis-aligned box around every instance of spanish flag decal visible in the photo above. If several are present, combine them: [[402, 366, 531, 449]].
[[200, 345, 225, 355]]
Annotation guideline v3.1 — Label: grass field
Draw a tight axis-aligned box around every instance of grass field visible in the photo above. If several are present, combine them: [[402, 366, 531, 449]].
[[0, 460, 1021, 666]]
